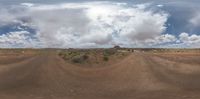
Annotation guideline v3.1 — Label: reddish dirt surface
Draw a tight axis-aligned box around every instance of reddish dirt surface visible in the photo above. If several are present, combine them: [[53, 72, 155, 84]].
[[0, 50, 200, 99]]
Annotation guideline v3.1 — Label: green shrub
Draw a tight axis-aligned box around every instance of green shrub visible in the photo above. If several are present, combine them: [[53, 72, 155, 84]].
[[71, 54, 88, 63], [82, 54, 89, 60], [103, 49, 117, 56], [58, 52, 62, 56], [103, 56, 109, 61], [71, 55, 83, 63], [63, 55, 69, 60]]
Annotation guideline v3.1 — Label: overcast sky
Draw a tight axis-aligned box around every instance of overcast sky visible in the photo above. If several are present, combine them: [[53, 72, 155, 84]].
[[0, 0, 200, 48]]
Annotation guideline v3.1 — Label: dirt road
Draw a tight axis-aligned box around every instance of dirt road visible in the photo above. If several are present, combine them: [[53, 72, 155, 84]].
[[0, 52, 200, 99]]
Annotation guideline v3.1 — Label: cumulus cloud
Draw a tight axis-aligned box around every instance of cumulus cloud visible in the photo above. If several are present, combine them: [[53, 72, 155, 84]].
[[144, 34, 176, 46], [142, 32, 200, 48], [179, 32, 200, 47], [0, 2, 169, 48], [0, 31, 39, 48]]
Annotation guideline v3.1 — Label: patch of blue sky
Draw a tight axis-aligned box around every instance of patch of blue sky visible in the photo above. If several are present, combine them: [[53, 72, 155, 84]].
[[0, 23, 36, 35], [162, 4, 195, 36]]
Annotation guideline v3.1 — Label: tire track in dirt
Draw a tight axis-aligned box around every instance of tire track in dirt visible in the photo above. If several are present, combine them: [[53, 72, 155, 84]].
[[153, 54, 200, 65], [0, 55, 35, 65], [145, 53, 200, 90], [0, 52, 200, 99], [0, 55, 42, 90]]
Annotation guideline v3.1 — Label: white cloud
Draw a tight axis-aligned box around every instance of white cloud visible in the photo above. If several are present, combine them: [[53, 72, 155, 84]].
[[0, 9, 18, 26], [144, 34, 176, 46], [0, 31, 39, 48], [179, 32, 189, 41], [0, 2, 169, 48], [190, 12, 200, 27], [179, 32, 200, 47], [21, 3, 34, 7], [139, 32, 200, 48], [157, 4, 164, 8]]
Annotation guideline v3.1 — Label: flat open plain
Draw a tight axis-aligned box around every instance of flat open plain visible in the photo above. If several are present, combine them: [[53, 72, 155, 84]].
[[0, 49, 200, 99]]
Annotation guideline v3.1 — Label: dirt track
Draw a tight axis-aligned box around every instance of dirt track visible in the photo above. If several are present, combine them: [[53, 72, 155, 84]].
[[0, 51, 200, 99]]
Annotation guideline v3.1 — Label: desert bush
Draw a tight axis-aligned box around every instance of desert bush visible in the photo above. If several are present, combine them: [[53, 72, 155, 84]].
[[103, 49, 117, 56], [58, 52, 63, 56], [58, 52, 65, 56], [72, 56, 83, 63], [71, 54, 88, 63], [83, 54, 89, 60], [103, 56, 109, 61], [63, 55, 69, 60]]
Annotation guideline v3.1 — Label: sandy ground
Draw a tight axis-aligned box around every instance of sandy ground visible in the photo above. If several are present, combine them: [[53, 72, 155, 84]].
[[0, 51, 200, 99]]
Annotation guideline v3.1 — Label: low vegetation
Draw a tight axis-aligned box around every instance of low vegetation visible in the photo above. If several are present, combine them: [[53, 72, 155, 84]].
[[103, 56, 109, 61], [58, 48, 129, 66], [58, 48, 200, 66]]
